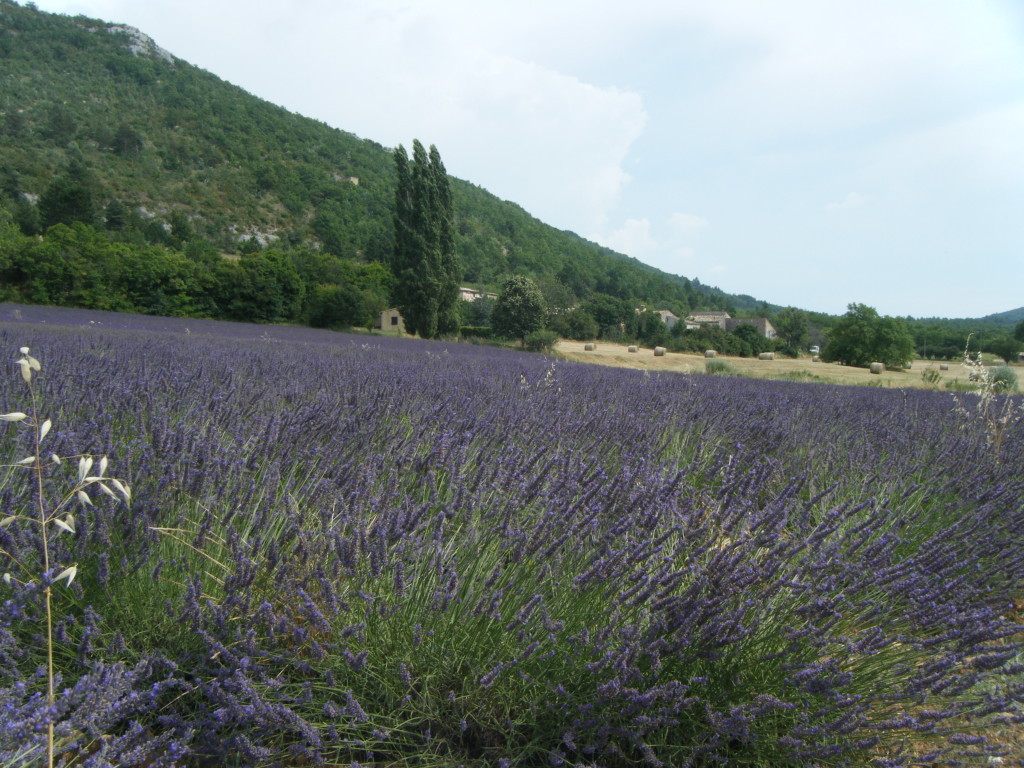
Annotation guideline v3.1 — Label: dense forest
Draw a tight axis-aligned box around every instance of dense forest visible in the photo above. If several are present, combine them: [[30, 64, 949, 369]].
[[0, 0, 1020, 360]]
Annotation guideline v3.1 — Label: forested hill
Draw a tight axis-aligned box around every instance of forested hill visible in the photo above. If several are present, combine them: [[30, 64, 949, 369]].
[[0, 0, 763, 318]]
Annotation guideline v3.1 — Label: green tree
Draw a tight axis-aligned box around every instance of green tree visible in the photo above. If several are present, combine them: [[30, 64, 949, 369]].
[[43, 104, 77, 145], [548, 308, 598, 341], [104, 199, 127, 232], [986, 335, 1022, 364], [429, 144, 460, 335], [584, 294, 634, 339], [37, 158, 97, 229], [461, 295, 495, 327], [492, 275, 545, 343], [731, 322, 771, 356], [773, 307, 810, 350], [112, 123, 144, 158], [635, 309, 670, 347], [1013, 318, 1024, 343], [307, 283, 370, 328], [390, 140, 460, 339], [822, 303, 915, 368], [216, 250, 304, 323]]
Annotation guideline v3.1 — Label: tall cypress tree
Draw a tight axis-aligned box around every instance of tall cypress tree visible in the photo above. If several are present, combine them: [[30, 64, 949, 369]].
[[391, 140, 459, 339], [429, 144, 460, 335]]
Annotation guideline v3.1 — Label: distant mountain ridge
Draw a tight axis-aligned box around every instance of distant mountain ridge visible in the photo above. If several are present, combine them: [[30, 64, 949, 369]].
[[978, 307, 1024, 325], [0, 0, 766, 316]]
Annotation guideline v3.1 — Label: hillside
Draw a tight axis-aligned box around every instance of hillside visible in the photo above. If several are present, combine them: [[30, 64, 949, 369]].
[[0, 0, 763, 317]]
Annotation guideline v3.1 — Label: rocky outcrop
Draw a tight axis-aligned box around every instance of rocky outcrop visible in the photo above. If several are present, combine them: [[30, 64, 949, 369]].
[[104, 24, 175, 64]]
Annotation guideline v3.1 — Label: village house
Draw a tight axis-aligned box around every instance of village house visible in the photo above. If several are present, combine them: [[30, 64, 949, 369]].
[[375, 287, 497, 333], [373, 308, 405, 334], [685, 310, 732, 328], [654, 309, 680, 330], [636, 305, 681, 330], [685, 311, 777, 339]]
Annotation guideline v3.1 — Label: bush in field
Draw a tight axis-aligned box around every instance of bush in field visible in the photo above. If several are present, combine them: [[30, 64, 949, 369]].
[[921, 364, 943, 387], [705, 358, 734, 375], [522, 329, 558, 352], [991, 365, 1018, 393], [0, 306, 1021, 768]]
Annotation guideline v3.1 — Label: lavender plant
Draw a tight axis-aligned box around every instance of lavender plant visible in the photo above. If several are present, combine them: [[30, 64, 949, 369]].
[[0, 306, 1020, 767]]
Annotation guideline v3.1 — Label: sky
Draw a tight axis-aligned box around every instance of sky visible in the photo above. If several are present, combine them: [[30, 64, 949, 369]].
[[31, 0, 1024, 318]]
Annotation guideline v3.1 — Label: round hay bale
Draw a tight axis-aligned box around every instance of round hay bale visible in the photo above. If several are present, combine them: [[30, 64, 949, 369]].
[[584, 343, 595, 351], [653, 346, 666, 356], [758, 352, 774, 360], [704, 350, 717, 358], [939, 364, 949, 371], [812, 356, 821, 362], [627, 345, 638, 353], [869, 362, 885, 374]]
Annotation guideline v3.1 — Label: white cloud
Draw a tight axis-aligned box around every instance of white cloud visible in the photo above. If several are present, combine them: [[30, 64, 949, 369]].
[[867, 102, 1024, 186], [604, 218, 657, 259], [602, 212, 709, 276], [825, 192, 866, 213], [668, 213, 710, 233]]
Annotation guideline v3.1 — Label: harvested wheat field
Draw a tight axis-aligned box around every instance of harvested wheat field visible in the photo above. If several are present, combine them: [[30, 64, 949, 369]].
[[555, 339, 994, 390]]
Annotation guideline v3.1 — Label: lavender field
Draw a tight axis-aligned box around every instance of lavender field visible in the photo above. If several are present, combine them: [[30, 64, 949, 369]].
[[0, 304, 1022, 768]]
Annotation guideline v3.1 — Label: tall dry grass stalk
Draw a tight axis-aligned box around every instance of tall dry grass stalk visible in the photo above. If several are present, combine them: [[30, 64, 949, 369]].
[[954, 335, 1024, 461], [1, 347, 130, 768]]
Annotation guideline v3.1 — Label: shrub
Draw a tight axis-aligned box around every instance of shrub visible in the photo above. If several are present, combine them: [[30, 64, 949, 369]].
[[459, 325, 493, 340], [704, 359, 735, 375], [523, 329, 559, 352], [921, 365, 942, 387], [991, 365, 1018, 392]]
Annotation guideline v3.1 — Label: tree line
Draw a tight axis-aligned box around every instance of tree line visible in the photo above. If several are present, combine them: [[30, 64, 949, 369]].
[[0, 216, 392, 328]]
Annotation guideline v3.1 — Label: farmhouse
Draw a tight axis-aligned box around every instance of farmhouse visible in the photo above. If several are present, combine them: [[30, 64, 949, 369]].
[[654, 309, 680, 329], [724, 317, 777, 339], [686, 310, 732, 328], [373, 308, 405, 333], [685, 311, 777, 339]]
